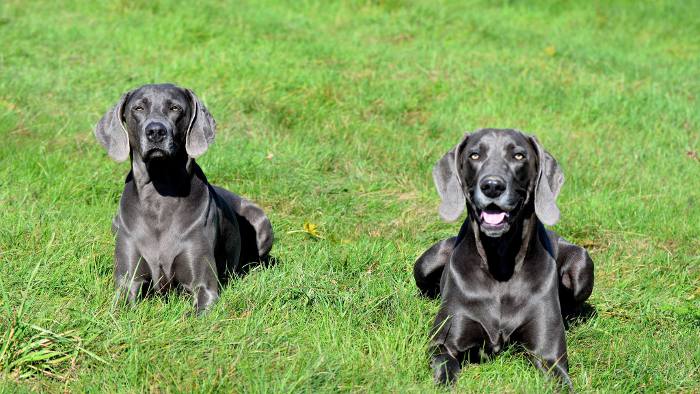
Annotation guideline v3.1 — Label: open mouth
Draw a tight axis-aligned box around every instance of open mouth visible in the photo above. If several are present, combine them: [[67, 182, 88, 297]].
[[475, 203, 519, 235], [480, 210, 509, 226]]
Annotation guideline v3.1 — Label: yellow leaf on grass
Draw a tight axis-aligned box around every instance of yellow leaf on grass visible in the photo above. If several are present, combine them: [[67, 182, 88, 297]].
[[544, 46, 557, 57], [303, 221, 321, 238]]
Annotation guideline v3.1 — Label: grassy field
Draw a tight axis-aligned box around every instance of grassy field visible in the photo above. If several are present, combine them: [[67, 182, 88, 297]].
[[1, 0, 699, 392]]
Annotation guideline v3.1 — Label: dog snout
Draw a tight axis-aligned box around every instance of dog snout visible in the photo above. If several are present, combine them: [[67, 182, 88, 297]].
[[145, 122, 168, 143], [480, 176, 507, 198]]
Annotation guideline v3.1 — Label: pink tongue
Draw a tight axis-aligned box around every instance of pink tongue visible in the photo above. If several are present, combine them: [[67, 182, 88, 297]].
[[481, 211, 506, 225]]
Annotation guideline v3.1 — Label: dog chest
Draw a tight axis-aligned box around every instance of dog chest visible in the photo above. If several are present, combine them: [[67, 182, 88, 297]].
[[441, 271, 553, 349], [117, 194, 219, 280]]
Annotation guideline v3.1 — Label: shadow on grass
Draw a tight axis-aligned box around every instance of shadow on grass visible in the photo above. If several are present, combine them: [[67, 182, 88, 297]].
[[232, 254, 280, 280], [563, 302, 597, 329]]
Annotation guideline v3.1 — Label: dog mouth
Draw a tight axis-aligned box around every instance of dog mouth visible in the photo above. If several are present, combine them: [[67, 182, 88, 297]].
[[480, 210, 509, 227], [144, 148, 168, 160], [475, 203, 519, 235]]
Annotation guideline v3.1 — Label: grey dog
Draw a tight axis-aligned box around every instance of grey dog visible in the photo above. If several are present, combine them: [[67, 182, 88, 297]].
[[95, 83, 273, 314], [413, 129, 594, 387]]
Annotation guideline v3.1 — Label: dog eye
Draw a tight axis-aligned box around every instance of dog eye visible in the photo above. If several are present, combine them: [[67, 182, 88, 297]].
[[133, 105, 144, 111], [513, 153, 525, 161], [170, 105, 182, 112], [469, 153, 480, 160]]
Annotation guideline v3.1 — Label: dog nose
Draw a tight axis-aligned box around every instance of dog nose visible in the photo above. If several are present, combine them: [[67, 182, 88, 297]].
[[145, 122, 167, 143], [480, 176, 506, 198]]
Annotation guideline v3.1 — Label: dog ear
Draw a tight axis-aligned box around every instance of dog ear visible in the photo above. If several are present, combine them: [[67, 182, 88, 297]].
[[433, 133, 470, 222], [529, 136, 564, 226], [185, 89, 216, 158], [94, 92, 131, 162]]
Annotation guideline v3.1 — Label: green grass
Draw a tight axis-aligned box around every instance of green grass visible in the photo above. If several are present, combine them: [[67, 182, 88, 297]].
[[1, 0, 699, 392]]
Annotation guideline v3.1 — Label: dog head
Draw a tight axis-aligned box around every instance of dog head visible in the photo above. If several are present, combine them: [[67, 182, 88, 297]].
[[94, 83, 216, 163], [433, 128, 563, 237]]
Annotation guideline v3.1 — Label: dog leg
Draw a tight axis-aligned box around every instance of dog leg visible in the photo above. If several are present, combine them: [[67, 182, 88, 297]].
[[211, 186, 273, 266], [531, 355, 573, 391], [193, 284, 219, 315], [114, 235, 149, 304], [519, 315, 573, 390], [184, 253, 220, 315], [429, 313, 486, 385], [556, 238, 594, 303], [414, 238, 456, 298]]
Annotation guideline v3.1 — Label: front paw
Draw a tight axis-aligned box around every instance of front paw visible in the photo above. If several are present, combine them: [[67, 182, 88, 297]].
[[431, 353, 461, 385], [193, 286, 219, 316]]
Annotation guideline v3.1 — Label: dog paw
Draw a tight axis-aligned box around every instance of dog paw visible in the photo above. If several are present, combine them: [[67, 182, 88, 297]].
[[431, 353, 461, 385]]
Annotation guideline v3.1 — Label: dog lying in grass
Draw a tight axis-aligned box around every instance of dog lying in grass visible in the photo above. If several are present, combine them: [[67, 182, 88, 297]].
[[414, 129, 594, 388], [94, 83, 273, 314]]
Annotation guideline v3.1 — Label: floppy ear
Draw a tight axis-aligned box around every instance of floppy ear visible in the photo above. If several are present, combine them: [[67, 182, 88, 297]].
[[185, 89, 216, 158], [433, 133, 470, 222], [529, 136, 565, 226], [94, 92, 131, 162]]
